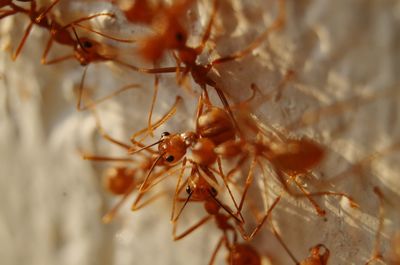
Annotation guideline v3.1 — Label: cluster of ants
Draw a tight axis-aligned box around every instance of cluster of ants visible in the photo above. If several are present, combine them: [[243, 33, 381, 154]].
[[2, 0, 399, 264]]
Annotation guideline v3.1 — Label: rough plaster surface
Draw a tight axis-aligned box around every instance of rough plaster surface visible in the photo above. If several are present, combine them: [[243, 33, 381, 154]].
[[0, 1, 399, 265]]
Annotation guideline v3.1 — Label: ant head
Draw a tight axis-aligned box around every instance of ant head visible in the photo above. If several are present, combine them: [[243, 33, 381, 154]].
[[158, 133, 187, 164]]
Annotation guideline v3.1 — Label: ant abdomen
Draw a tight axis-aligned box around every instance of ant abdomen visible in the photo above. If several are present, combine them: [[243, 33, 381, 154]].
[[198, 107, 236, 146], [104, 167, 135, 195], [267, 138, 325, 173], [228, 244, 261, 265]]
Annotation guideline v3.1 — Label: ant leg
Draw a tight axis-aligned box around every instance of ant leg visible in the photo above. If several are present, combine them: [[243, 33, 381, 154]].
[[208, 235, 226, 265], [88, 105, 134, 151], [102, 186, 168, 223], [196, 0, 218, 53], [237, 156, 256, 214], [365, 187, 385, 265], [71, 23, 135, 43], [12, 21, 33, 60], [237, 196, 280, 241], [274, 169, 326, 216], [141, 166, 190, 194], [270, 223, 300, 265], [41, 35, 76, 65], [147, 74, 159, 137], [172, 214, 213, 241], [129, 96, 182, 141], [171, 158, 188, 221], [78, 83, 142, 111], [113, 58, 186, 75], [136, 154, 164, 193], [35, 0, 61, 23], [0, 10, 18, 20], [102, 181, 136, 223], [216, 157, 244, 223], [211, 0, 286, 66]]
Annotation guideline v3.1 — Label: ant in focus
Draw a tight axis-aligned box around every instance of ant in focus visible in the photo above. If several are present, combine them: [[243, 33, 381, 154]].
[[81, 96, 183, 223]]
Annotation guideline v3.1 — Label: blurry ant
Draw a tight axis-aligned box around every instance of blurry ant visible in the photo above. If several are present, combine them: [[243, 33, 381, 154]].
[[81, 96, 183, 223], [120, 0, 286, 134], [2, 0, 133, 61], [200, 88, 359, 217]]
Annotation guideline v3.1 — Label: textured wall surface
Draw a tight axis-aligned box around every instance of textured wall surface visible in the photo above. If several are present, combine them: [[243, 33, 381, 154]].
[[0, 0, 399, 265]]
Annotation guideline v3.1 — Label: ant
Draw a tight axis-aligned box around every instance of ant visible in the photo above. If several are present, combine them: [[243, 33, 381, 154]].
[[171, 163, 280, 261], [127, 91, 248, 218], [81, 96, 183, 223], [118, 0, 286, 135], [3, 0, 144, 111], [2, 0, 113, 60], [198, 86, 359, 217]]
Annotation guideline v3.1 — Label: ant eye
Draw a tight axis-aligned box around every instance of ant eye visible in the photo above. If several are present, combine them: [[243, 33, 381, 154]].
[[165, 155, 175, 162], [83, 41, 93, 48], [186, 186, 191, 194], [161, 132, 170, 138], [175, 32, 185, 42], [210, 187, 217, 196]]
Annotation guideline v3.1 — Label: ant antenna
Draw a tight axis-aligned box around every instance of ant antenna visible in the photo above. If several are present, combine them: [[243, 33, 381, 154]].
[[128, 139, 163, 154]]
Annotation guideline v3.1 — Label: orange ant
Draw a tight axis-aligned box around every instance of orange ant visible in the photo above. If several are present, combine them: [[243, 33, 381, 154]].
[[127, 91, 247, 217], [118, 0, 286, 134], [197, 87, 359, 217], [2, 0, 133, 62], [81, 96, 183, 223], [170, 163, 280, 262], [2, 0, 142, 110]]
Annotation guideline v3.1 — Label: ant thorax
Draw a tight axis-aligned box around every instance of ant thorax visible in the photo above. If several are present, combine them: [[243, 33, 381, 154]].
[[197, 106, 236, 145]]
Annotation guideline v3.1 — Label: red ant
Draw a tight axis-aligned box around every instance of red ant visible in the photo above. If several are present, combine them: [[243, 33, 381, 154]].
[[118, 0, 286, 135], [170, 163, 280, 264], [194, 84, 359, 217], [127, 91, 247, 218], [2, 0, 112, 60], [1, 0, 143, 111]]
